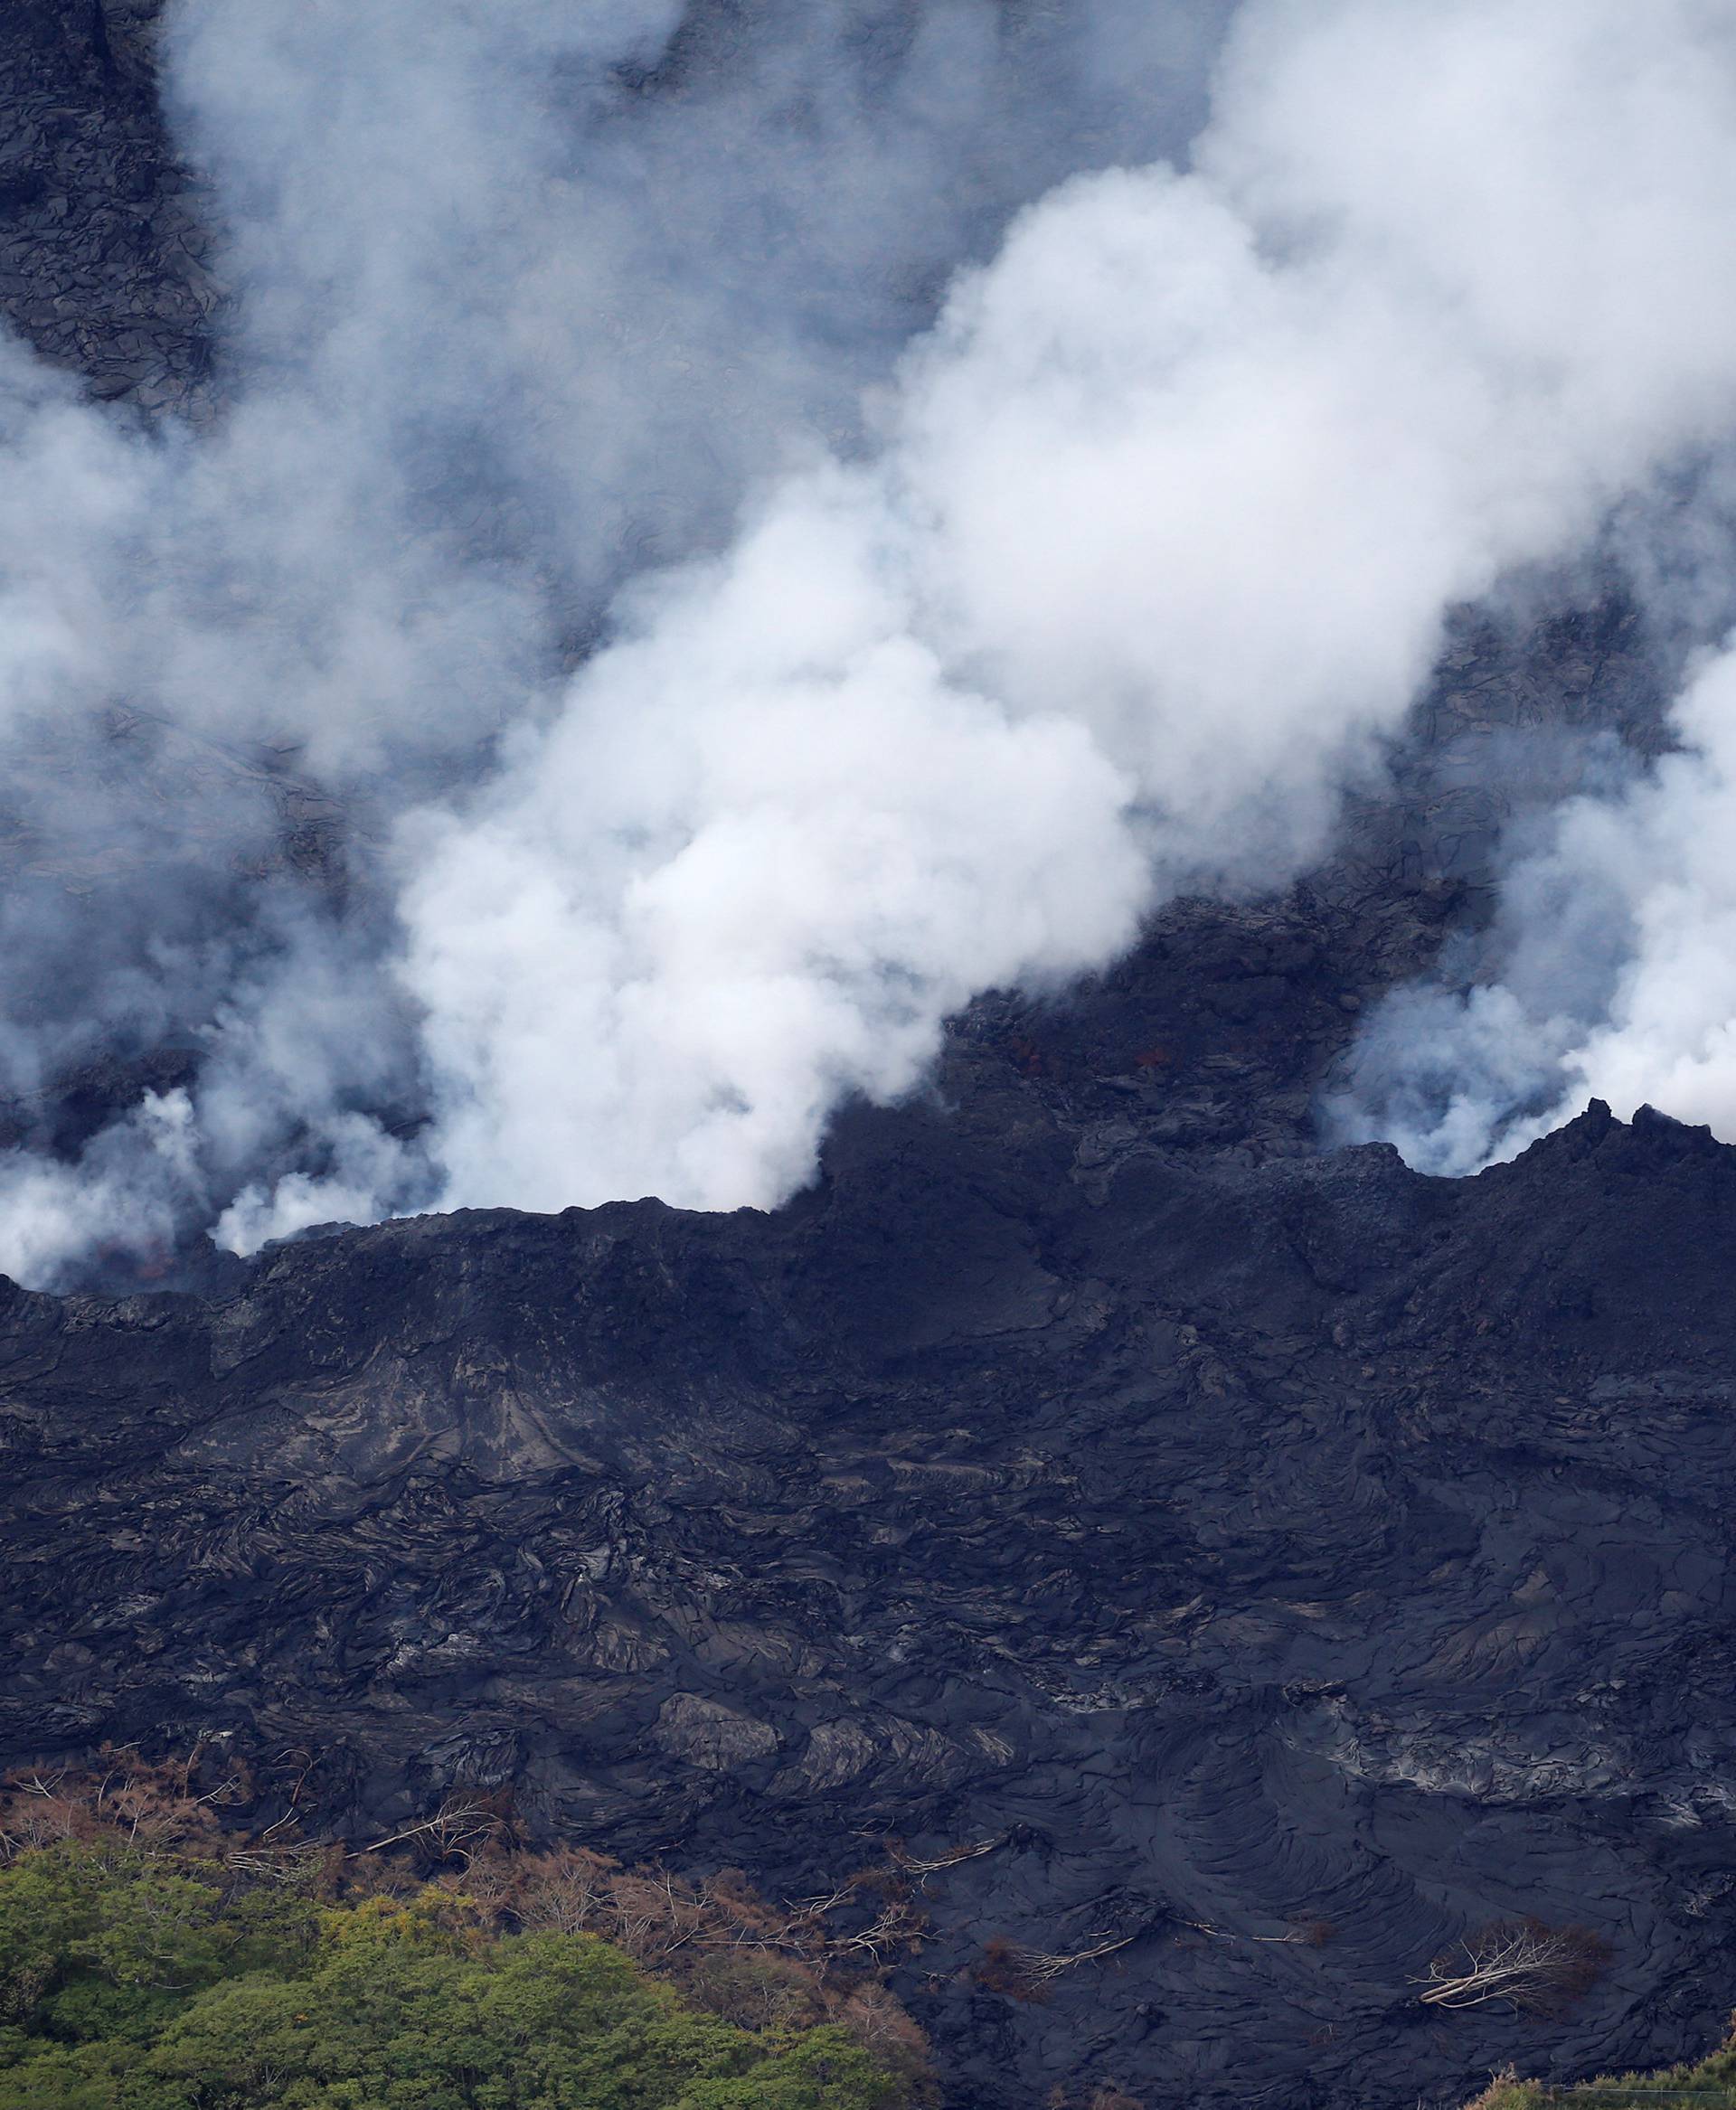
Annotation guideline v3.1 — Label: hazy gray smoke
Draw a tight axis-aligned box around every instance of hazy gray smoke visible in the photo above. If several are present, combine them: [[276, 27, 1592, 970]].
[[3, 0, 1736, 1279]]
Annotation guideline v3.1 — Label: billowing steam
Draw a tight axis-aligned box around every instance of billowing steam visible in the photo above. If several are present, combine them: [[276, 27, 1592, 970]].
[[3, 0, 1736, 1283]]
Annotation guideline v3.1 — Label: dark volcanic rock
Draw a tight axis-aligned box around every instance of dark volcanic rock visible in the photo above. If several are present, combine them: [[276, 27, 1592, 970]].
[[5, 1039, 1736, 2109], [0, 0, 219, 417]]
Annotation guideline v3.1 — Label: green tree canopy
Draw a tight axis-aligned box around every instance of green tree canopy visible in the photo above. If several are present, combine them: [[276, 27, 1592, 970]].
[[0, 1844, 915, 2110]]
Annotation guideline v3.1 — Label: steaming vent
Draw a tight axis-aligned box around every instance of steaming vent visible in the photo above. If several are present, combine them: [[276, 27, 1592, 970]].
[[3, 0, 1736, 1287]]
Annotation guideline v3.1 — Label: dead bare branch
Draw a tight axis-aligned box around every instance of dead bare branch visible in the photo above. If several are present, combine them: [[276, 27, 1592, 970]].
[[886, 1834, 1008, 1879], [1415, 1917, 1611, 2017], [354, 1794, 500, 1859]]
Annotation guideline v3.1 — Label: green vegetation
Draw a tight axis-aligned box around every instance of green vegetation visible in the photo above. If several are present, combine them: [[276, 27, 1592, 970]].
[[0, 1840, 920, 2109], [1467, 2027, 1736, 2109]]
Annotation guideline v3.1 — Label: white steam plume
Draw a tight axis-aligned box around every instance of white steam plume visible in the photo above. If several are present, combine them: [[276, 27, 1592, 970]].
[[4, 0, 1736, 1276], [371, 0, 1736, 1232], [1329, 644, 1736, 1173]]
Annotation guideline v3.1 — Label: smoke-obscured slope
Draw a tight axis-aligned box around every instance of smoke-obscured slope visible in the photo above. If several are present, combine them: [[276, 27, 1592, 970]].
[[5, 0, 1736, 1281]]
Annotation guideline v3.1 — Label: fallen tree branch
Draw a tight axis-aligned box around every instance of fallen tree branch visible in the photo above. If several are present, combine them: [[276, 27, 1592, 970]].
[[1003, 1933, 1137, 1984], [1415, 1917, 1610, 2016]]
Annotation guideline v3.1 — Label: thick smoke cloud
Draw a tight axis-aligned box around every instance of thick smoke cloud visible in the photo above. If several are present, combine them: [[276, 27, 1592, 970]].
[[2, 0, 1736, 1279]]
